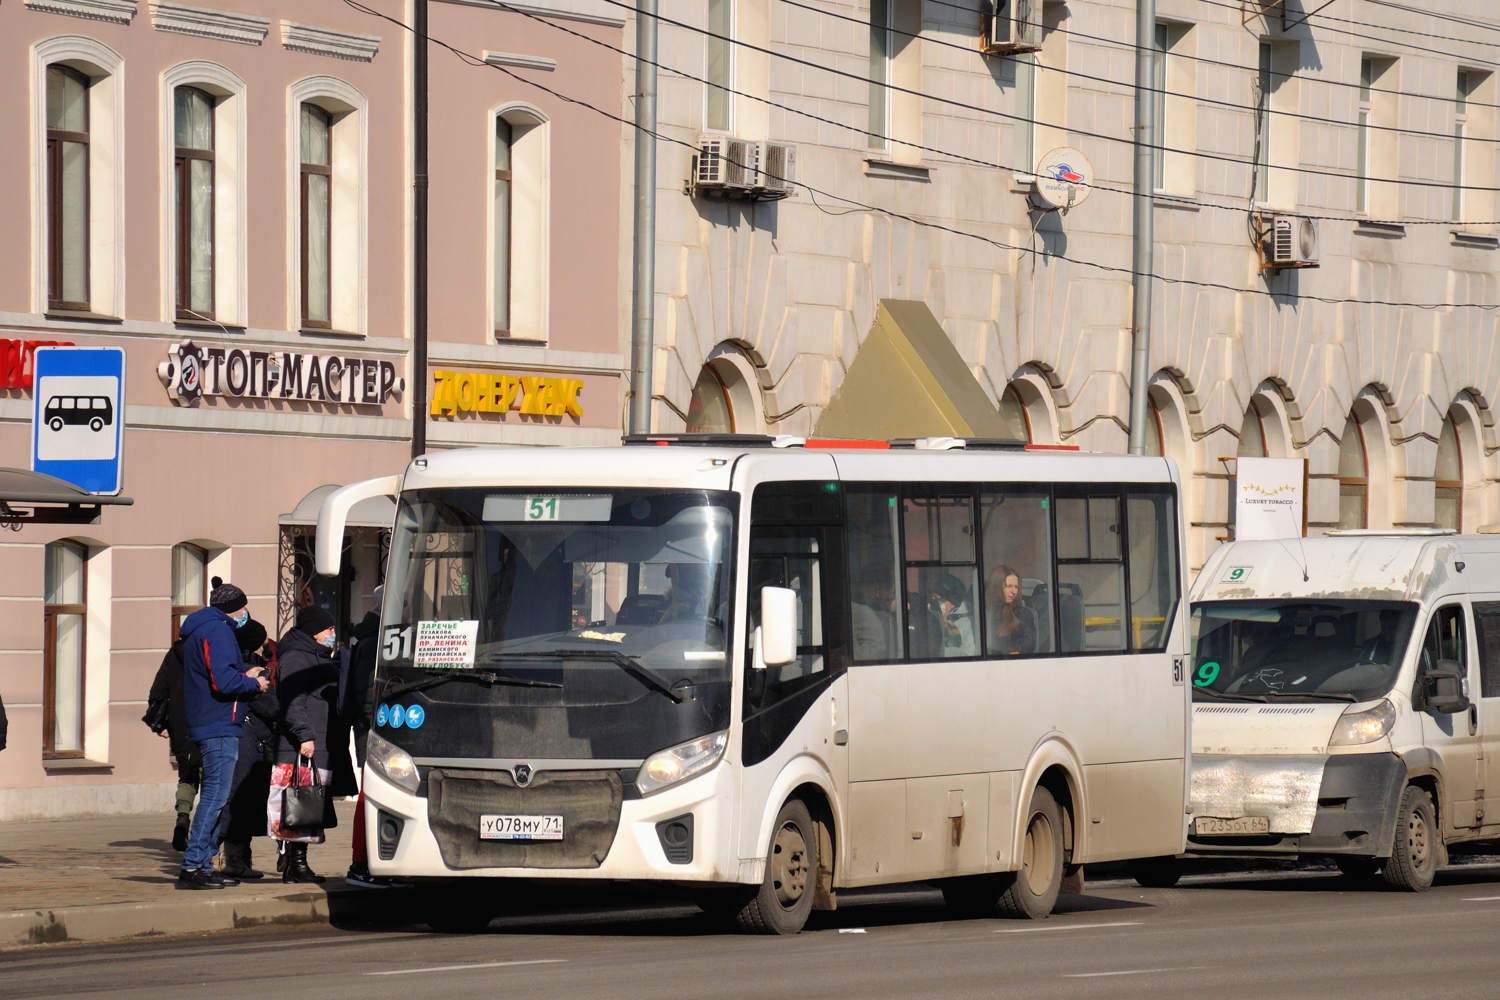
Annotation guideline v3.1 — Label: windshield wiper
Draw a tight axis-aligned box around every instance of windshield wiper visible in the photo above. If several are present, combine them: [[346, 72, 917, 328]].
[[1193, 688, 1269, 703], [496, 649, 685, 704], [1259, 689, 1357, 702], [383, 668, 562, 701]]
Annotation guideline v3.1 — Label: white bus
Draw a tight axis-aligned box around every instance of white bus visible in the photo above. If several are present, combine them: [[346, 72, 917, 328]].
[[317, 435, 1191, 933]]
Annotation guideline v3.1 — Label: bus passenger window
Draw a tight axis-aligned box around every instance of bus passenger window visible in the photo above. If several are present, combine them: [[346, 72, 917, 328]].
[[1055, 494, 1127, 653], [980, 491, 1055, 656], [903, 495, 979, 659], [847, 490, 903, 662], [1126, 492, 1179, 651]]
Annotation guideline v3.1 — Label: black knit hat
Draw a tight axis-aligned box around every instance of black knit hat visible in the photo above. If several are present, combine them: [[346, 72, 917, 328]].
[[236, 618, 267, 652], [295, 604, 336, 636], [208, 577, 248, 614]]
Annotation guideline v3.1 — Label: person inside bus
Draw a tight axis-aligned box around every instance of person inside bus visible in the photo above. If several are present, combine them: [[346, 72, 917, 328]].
[[987, 564, 1038, 656], [851, 569, 898, 660], [660, 562, 716, 625], [929, 573, 976, 657]]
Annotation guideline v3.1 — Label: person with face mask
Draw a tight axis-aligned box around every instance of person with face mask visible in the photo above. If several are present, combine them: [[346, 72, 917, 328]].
[[269, 605, 342, 883], [177, 579, 270, 889]]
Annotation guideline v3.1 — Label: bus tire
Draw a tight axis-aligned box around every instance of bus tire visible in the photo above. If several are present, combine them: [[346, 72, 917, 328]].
[[735, 798, 818, 935], [1127, 856, 1183, 888], [939, 875, 1005, 917], [997, 787, 1064, 919], [1381, 785, 1438, 892]]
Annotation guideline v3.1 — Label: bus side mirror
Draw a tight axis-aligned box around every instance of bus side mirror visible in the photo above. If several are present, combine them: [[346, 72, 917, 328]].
[[1424, 659, 1471, 715], [755, 586, 798, 669]]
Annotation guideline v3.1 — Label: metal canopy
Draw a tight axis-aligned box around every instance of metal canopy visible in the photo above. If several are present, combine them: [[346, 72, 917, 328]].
[[279, 484, 396, 528], [0, 467, 134, 525]]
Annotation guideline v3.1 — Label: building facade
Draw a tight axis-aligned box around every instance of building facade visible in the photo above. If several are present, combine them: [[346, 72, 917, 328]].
[[0, 0, 625, 819], [637, 0, 1500, 572]]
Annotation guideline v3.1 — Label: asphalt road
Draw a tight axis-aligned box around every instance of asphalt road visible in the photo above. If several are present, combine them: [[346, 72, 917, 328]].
[[7, 863, 1500, 1000]]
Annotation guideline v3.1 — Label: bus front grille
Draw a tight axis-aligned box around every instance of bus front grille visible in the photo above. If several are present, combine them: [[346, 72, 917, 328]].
[[426, 767, 623, 870]]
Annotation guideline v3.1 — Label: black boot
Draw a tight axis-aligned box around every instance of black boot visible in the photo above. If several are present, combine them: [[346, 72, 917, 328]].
[[172, 813, 190, 853], [221, 838, 264, 880], [282, 842, 326, 884]]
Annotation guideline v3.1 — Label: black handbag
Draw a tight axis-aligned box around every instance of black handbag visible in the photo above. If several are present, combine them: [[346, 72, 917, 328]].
[[141, 698, 170, 734], [280, 755, 327, 829]]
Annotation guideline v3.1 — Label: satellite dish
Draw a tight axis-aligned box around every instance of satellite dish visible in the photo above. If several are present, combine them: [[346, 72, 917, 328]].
[[1032, 146, 1094, 211]]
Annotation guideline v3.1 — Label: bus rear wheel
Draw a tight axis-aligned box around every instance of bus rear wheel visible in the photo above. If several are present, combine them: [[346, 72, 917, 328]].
[[735, 798, 818, 935], [997, 787, 1064, 920]]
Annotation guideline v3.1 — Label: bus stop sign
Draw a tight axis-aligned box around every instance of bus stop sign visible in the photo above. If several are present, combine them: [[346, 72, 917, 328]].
[[31, 346, 126, 496]]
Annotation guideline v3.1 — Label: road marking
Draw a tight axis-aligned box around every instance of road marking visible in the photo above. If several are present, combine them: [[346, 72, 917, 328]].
[[1462, 896, 1500, 901], [1064, 967, 1207, 979], [994, 920, 1142, 934], [366, 959, 567, 977]]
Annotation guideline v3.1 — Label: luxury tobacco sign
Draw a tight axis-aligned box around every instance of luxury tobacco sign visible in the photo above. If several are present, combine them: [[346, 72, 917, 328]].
[[158, 340, 404, 407]]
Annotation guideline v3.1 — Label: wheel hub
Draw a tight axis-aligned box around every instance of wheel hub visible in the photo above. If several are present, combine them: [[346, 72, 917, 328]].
[[1022, 812, 1057, 895], [771, 821, 810, 908], [1408, 808, 1429, 869]]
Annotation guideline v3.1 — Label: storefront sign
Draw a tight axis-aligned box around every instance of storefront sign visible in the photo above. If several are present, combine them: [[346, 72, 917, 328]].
[[430, 369, 584, 419], [158, 339, 404, 407], [1, 339, 74, 390], [1235, 456, 1306, 540]]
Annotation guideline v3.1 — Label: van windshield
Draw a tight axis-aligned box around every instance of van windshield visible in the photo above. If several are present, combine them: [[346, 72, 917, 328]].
[[1191, 600, 1419, 703]]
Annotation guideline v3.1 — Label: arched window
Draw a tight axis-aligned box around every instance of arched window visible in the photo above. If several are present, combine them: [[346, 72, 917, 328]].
[[1239, 400, 1268, 458], [47, 65, 90, 312], [290, 78, 367, 335], [171, 543, 208, 640], [998, 383, 1031, 442], [44, 541, 87, 757], [299, 102, 332, 329], [174, 86, 215, 320], [1338, 414, 1369, 529], [1435, 415, 1462, 531], [493, 107, 548, 341], [686, 366, 734, 433]]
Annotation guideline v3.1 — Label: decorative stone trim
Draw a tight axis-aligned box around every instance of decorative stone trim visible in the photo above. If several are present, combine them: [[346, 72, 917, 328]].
[[1451, 231, 1499, 250], [281, 21, 381, 62], [484, 51, 557, 72], [24, 0, 137, 24], [150, 2, 270, 45], [1353, 220, 1406, 239]]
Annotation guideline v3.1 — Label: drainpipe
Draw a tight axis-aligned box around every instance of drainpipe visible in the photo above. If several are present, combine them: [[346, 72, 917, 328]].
[[628, 0, 658, 436], [412, 0, 429, 459], [1127, 0, 1157, 455]]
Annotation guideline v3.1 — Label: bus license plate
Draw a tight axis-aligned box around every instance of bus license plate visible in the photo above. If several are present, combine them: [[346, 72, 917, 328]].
[[1194, 816, 1269, 836], [480, 814, 564, 841]]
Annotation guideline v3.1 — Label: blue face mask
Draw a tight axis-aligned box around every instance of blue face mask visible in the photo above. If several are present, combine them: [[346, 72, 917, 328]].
[[320, 633, 337, 650], [232, 610, 250, 629]]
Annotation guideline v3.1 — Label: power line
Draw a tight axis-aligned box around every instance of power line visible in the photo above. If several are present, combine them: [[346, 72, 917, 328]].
[[341, 0, 1498, 313]]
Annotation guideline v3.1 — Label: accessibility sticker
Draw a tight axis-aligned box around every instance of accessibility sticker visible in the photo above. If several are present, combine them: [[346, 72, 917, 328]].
[[388, 703, 406, 729], [375, 704, 389, 727], [406, 705, 425, 729]]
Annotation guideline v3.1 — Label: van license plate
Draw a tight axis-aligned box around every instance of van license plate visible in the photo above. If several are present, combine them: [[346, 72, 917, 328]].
[[1194, 816, 1269, 836], [480, 814, 564, 841]]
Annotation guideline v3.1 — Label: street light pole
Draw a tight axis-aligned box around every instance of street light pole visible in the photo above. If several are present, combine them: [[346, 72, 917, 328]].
[[628, 0, 658, 436], [411, 0, 430, 459], [1128, 0, 1157, 455]]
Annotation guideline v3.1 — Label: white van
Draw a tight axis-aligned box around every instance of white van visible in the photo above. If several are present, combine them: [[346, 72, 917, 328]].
[[1146, 530, 1500, 891]]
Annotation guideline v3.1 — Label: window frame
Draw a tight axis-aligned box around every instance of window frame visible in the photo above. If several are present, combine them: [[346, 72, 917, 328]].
[[867, 0, 892, 150], [1435, 414, 1463, 532], [1453, 70, 1469, 223], [46, 64, 91, 314], [299, 102, 333, 331], [174, 85, 216, 322], [494, 115, 513, 338], [1338, 416, 1370, 530], [43, 540, 88, 760], [1254, 41, 1272, 205], [170, 542, 208, 641], [705, 0, 734, 133], [1152, 23, 1169, 192]]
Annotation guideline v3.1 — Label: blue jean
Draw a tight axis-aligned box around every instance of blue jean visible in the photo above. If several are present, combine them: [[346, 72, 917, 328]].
[[182, 735, 239, 872]]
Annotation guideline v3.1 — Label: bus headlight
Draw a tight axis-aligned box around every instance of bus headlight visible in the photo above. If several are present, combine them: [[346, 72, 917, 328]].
[[637, 732, 727, 796], [1328, 700, 1396, 746], [367, 731, 420, 793]]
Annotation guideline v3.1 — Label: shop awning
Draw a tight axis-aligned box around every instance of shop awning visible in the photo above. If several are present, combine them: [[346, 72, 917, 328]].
[[813, 299, 1009, 441], [0, 467, 133, 525], [279, 484, 396, 528]]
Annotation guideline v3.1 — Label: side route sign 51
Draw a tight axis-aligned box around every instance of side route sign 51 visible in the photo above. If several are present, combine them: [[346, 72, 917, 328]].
[[30, 346, 126, 496]]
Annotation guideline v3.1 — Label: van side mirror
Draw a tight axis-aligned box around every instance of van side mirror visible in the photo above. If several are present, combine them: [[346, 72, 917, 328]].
[[755, 586, 798, 669], [1423, 658, 1471, 715]]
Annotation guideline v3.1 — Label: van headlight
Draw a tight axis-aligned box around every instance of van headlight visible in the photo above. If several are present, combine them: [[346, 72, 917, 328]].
[[366, 731, 420, 793], [637, 732, 727, 796], [1328, 700, 1396, 746]]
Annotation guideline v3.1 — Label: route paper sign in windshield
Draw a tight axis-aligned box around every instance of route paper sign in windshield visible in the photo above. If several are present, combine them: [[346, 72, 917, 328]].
[[413, 620, 478, 668]]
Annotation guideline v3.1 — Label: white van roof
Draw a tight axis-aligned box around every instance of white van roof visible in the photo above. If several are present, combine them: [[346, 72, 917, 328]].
[[1193, 533, 1500, 604]]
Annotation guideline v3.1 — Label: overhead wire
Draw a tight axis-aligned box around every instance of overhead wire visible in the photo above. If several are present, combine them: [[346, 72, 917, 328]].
[[340, 0, 1498, 312]]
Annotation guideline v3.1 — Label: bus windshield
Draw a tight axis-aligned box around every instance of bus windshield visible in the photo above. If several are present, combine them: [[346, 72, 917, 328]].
[[375, 488, 736, 760], [1190, 599, 1419, 703]]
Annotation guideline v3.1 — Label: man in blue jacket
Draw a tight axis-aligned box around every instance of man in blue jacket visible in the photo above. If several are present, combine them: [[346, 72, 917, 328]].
[[178, 580, 269, 889]]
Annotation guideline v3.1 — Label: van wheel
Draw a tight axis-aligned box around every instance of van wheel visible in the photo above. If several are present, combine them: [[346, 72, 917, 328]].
[[1381, 786, 1438, 892], [997, 787, 1064, 919], [1128, 856, 1183, 888], [734, 799, 818, 935]]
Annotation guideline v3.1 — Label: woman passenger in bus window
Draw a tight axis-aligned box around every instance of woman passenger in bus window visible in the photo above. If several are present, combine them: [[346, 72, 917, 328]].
[[988, 564, 1037, 656]]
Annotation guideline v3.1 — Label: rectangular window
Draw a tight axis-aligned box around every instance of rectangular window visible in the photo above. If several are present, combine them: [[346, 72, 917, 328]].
[[46, 65, 90, 312], [1153, 23, 1168, 191], [44, 541, 87, 757], [1454, 70, 1470, 223], [171, 542, 207, 641], [1015, 52, 1036, 174], [1357, 58, 1371, 214], [174, 87, 215, 320], [493, 117, 512, 337], [1127, 493, 1179, 651], [848, 490, 904, 663], [1055, 493, 1126, 653], [706, 0, 732, 131], [980, 491, 1056, 656], [903, 494, 979, 659], [1473, 601, 1500, 698], [300, 103, 332, 330], [1254, 42, 1271, 204], [868, 0, 891, 149]]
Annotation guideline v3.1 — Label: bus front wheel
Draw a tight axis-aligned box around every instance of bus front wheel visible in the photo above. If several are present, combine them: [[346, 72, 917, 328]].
[[735, 798, 818, 935], [997, 787, 1064, 919]]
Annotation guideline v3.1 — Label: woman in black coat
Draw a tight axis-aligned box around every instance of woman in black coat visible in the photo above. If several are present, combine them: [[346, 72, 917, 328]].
[[268, 605, 343, 883], [219, 619, 279, 879]]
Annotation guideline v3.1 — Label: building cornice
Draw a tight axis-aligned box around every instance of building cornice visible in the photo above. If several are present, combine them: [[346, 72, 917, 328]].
[[280, 21, 381, 62], [24, 0, 137, 24], [150, 2, 270, 45]]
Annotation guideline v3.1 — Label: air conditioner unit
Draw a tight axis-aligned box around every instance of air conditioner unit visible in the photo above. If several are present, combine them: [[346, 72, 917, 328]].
[[981, 0, 1041, 55], [694, 135, 758, 195], [1268, 214, 1319, 268], [756, 142, 797, 199]]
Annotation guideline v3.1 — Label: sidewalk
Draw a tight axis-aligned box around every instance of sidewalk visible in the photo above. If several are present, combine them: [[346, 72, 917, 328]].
[[0, 800, 404, 948]]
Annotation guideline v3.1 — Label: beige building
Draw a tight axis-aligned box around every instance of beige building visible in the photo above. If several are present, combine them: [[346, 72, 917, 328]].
[[0, 0, 626, 819]]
